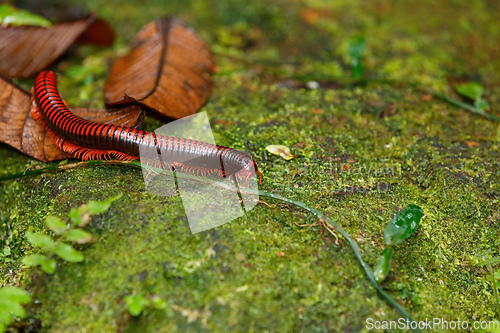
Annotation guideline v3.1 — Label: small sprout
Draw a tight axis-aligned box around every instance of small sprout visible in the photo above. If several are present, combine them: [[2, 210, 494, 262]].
[[125, 294, 149, 317], [1, 247, 11, 263], [86, 194, 123, 215], [2, 247, 10, 256], [347, 36, 366, 80], [373, 204, 422, 284], [455, 82, 490, 111], [124, 293, 166, 317], [23, 195, 119, 275], [474, 98, 490, 111], [384, 204, 423, 246], [265, 145, 295, 160], [476, 250, 500, 319], [74, 194, 122, 226], [455, 82, 484, 100], [486, 272, 500, 288]]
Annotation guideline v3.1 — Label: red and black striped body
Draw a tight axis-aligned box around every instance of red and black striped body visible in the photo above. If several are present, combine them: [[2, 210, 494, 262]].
[[32, 70, 260, 184]]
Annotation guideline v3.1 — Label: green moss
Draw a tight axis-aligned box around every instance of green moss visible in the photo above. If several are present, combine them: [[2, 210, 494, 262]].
[[1, 0, 500, 331]]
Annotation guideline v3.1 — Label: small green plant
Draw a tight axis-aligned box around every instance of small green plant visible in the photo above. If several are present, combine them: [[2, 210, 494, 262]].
[[1, 247, 11, 263], [22, 194, 122, 274], [393, 281, 420, 305], [476, 250, 500, 321], [373, 204, 423, 283], [347, 35, 366, 80], [124, 293, 167, 317], [455, 82, 490, 112], [0, 287, 31, 333]]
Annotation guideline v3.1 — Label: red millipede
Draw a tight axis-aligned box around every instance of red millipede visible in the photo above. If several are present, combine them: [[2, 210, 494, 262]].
[[31, 70, 261, 185]]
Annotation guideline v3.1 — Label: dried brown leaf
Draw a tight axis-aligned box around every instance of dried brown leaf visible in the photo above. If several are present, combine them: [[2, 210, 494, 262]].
[[0, 14, 114, 78], [104, 17, 215, 119]]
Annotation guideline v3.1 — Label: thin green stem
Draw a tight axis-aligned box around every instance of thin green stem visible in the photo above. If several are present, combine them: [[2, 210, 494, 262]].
[[429, 91, 500, 121], [487, 263, 500, 320]]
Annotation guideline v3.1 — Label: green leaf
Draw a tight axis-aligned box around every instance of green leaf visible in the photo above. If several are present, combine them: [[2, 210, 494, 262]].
[[40, 258, 57, 274], [0, 287, 30, 324], [455, 82, 484, 100], [22, 254, 47, 267], [124, 294, 150, 317], [384, 204, 423, 246], [374, 247, 393, 283], [46, 216, 67, 235], [487, 274, 494, 281], [2, 247, 10, 257], [25, 231, 55, 251], [54, 243, 84, 262], [0, 4, 52, 27], [85, 194, 123, 215], [65, 229, 92, 244], [69, 208, 82, 226], [347, 36, 366, 80], [22, 254, 56, 274], [411, 293, 420, 305], [0, 287, 30, 304], [474, 97, 489, 111], [0, 301, 26, 320], [0, 303, 12, 322], [481, 257, 500, 266]]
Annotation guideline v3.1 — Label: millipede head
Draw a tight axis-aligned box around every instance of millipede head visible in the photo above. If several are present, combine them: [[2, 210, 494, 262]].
[[234, 160, 262, 186]]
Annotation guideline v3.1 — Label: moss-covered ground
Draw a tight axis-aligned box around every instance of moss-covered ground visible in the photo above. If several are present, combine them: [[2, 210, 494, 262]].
[[1, 0, 500, 331]]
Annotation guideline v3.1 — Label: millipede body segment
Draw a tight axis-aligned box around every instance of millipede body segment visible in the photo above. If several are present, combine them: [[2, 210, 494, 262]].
[[31, 70, 261, 184]]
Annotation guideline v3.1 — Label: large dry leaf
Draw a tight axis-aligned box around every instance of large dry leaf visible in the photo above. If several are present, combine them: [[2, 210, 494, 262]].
[[104, 17, 215, 119], [0, 75, 142, 162], [0, 17, 213, 162], [0, 15, 114, 78]]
